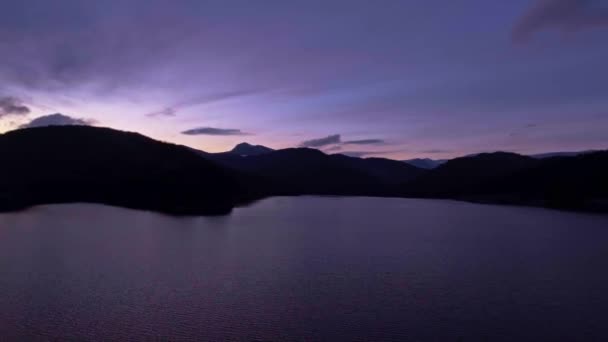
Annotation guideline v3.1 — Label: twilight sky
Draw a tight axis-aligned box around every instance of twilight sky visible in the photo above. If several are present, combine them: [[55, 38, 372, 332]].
[[1, 0, 607, 159]]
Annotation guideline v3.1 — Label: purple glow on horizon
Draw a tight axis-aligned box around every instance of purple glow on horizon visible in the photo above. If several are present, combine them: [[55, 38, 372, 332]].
[[0, 0, 606, 159]]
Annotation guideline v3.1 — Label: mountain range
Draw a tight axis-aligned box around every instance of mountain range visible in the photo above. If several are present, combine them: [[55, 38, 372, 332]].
[[402, 151, 596, 169], [0, 125, 606, 215], [402, 158, 447, 169]]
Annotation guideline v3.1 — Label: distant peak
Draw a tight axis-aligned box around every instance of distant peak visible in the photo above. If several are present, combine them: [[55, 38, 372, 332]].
[[229, 142, 274, 156], [235, 142, 253, 147], [402, 158, 447, 169]]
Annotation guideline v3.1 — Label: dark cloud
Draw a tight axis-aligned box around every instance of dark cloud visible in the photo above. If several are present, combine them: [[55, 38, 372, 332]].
[[19, 113, 95, 128], [342, 139, 385, 145], [300, 135, 387, 149], [147, 89, 267, 117], [0, 97, 30, 117], [181, 127, 250, 136], [299, 134, 341, 147], [513, 0, 608, 42]]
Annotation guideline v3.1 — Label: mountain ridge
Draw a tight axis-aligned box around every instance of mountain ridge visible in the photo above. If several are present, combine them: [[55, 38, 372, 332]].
[[1, 126, 606, 215], [229, 142, 274, 156], [0, 126, 255, 215]]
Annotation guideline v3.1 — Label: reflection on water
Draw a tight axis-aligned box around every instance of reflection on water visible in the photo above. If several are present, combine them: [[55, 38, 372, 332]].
[[1, 197, 608, 341]]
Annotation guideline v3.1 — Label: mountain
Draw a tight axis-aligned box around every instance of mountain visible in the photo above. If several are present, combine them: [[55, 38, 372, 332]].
[[229, 142, 274, 156], [1, 126, 606, 215], [209, 148, 426, 196], [0, 126, 425, 214], [497, 151, 608, 210], [330, 154, 427, 185], [402, 158, 447, 169], [402, 151, 608, 212], [402, 150, 599, 169], [403, 152, 538, 197], [0, 126, 254, 215], [531, 150, 597, 159], [401, 151, 596, 169]]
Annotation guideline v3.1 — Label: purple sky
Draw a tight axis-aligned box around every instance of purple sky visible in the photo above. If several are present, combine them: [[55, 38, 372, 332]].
[[1, 0, 607, 159]]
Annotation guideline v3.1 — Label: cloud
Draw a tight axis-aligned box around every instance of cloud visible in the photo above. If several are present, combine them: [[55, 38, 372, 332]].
[[0, 97, 30, 117], [147, 107, 176, 117], [419, 149, 452, 154], [19, 113, 95, 128], [323, 145, 343, 152], [147, 89, 266, 117], [513, 0, 608, 42], [333, 150, 395, 158], [335, 151, 371, 158], [509, 123, 542, 137], [299, 134, 341, 147], [181, 127, 250, 136], [299, 135, 388, 149], [342, 139, 385, 145]]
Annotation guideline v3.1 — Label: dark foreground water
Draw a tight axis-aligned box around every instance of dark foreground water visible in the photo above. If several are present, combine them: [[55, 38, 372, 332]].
[[1, 197, 608, 341]]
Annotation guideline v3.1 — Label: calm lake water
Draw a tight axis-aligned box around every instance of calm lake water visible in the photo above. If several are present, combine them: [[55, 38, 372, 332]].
[[1, 197, 608, 341]]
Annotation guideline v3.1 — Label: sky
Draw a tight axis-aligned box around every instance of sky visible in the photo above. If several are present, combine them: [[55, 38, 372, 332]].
[[0, 0, 607, 159]]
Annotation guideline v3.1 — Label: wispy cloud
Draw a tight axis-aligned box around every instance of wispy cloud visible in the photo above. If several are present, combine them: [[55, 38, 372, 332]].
[[147, 108, 177, 117], [323, 145, 343, 152], [147, 89, 266, 117], [513, 0, 608, 42], [333, 150, 396, 158], [509, 123, 541, 137], [181, 127, 250, 136], [418, 149, 452, 154], [19, 113, 96, 128], [299, 134, 341, 147], [0, 97, 30, 117], [335, 151, 371, 158]]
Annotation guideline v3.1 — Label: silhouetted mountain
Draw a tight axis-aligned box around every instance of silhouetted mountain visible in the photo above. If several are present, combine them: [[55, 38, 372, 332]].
[[331, 155, 426, 185], [531, 150, 597, 159], [183, 145, 211, 157], [210, 148, 426, 196], [229, 142, 274, 156], [403, 152, 539, 197], [0, 126, 254, 215], [401, 151, 599, 169], [402, 151, 608, 212], [497, 151, 608, 211], [402, 158, 447, 169], [1, 126, 606, 215]]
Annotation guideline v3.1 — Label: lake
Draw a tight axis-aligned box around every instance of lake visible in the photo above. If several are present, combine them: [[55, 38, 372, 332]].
[[1, 197, 607, 341]]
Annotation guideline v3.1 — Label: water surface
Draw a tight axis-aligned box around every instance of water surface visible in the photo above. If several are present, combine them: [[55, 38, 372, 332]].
[[1, 197, 608, 341]]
